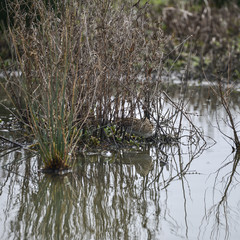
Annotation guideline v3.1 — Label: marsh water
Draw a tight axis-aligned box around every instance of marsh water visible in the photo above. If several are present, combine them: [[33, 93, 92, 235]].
[[1, 81, 240, 240]]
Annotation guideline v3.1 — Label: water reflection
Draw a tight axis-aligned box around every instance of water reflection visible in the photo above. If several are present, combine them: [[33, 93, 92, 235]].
[[198, 152, 240, 240], [1, 84, 240, 239], [0, 140, 206, 239], [1, 151, 157, 239]]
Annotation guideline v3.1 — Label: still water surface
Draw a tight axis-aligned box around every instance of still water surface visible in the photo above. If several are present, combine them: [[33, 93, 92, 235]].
[[0, 83, 240, 240]]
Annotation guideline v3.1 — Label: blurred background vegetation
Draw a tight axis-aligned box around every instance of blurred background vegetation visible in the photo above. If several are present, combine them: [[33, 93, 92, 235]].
[[1, 0, 240, 80]]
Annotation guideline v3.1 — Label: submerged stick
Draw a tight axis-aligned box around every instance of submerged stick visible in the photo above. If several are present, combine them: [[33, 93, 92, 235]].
[[0, 136, 24, 148]]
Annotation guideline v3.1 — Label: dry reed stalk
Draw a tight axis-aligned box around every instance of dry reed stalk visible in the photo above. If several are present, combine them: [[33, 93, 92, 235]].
[[2, 0, 167, 168]]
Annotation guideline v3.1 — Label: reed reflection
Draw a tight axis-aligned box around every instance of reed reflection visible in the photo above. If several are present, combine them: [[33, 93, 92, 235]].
[[199, 152, 240, 240], [0, 136, 206, 240]]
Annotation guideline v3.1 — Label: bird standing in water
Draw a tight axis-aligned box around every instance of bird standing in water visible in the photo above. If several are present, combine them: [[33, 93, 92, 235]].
[[118, 118, 154, 138]]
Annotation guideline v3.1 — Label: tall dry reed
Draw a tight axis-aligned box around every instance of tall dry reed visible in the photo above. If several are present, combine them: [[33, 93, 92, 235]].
[[2, 0, 165, 170]]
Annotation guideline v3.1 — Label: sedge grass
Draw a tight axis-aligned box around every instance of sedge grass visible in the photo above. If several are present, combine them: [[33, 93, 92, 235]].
[[2, 0, 189, 170]]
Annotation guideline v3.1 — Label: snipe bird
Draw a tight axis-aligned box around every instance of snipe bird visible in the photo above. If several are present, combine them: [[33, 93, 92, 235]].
[[118, 118, 154, 138]]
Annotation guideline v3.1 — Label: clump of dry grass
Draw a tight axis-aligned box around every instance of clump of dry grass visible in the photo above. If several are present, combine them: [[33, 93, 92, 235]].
[[2, 0, 166, 170]]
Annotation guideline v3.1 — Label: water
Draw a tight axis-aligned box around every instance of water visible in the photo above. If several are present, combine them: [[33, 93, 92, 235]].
[[0, 82, 240, 240]]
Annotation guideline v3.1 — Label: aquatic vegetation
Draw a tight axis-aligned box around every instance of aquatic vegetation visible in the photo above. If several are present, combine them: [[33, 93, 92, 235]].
[[209, 78, 240, 151], [1, 0, 206, 171], [1, 0, 167, 170]]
